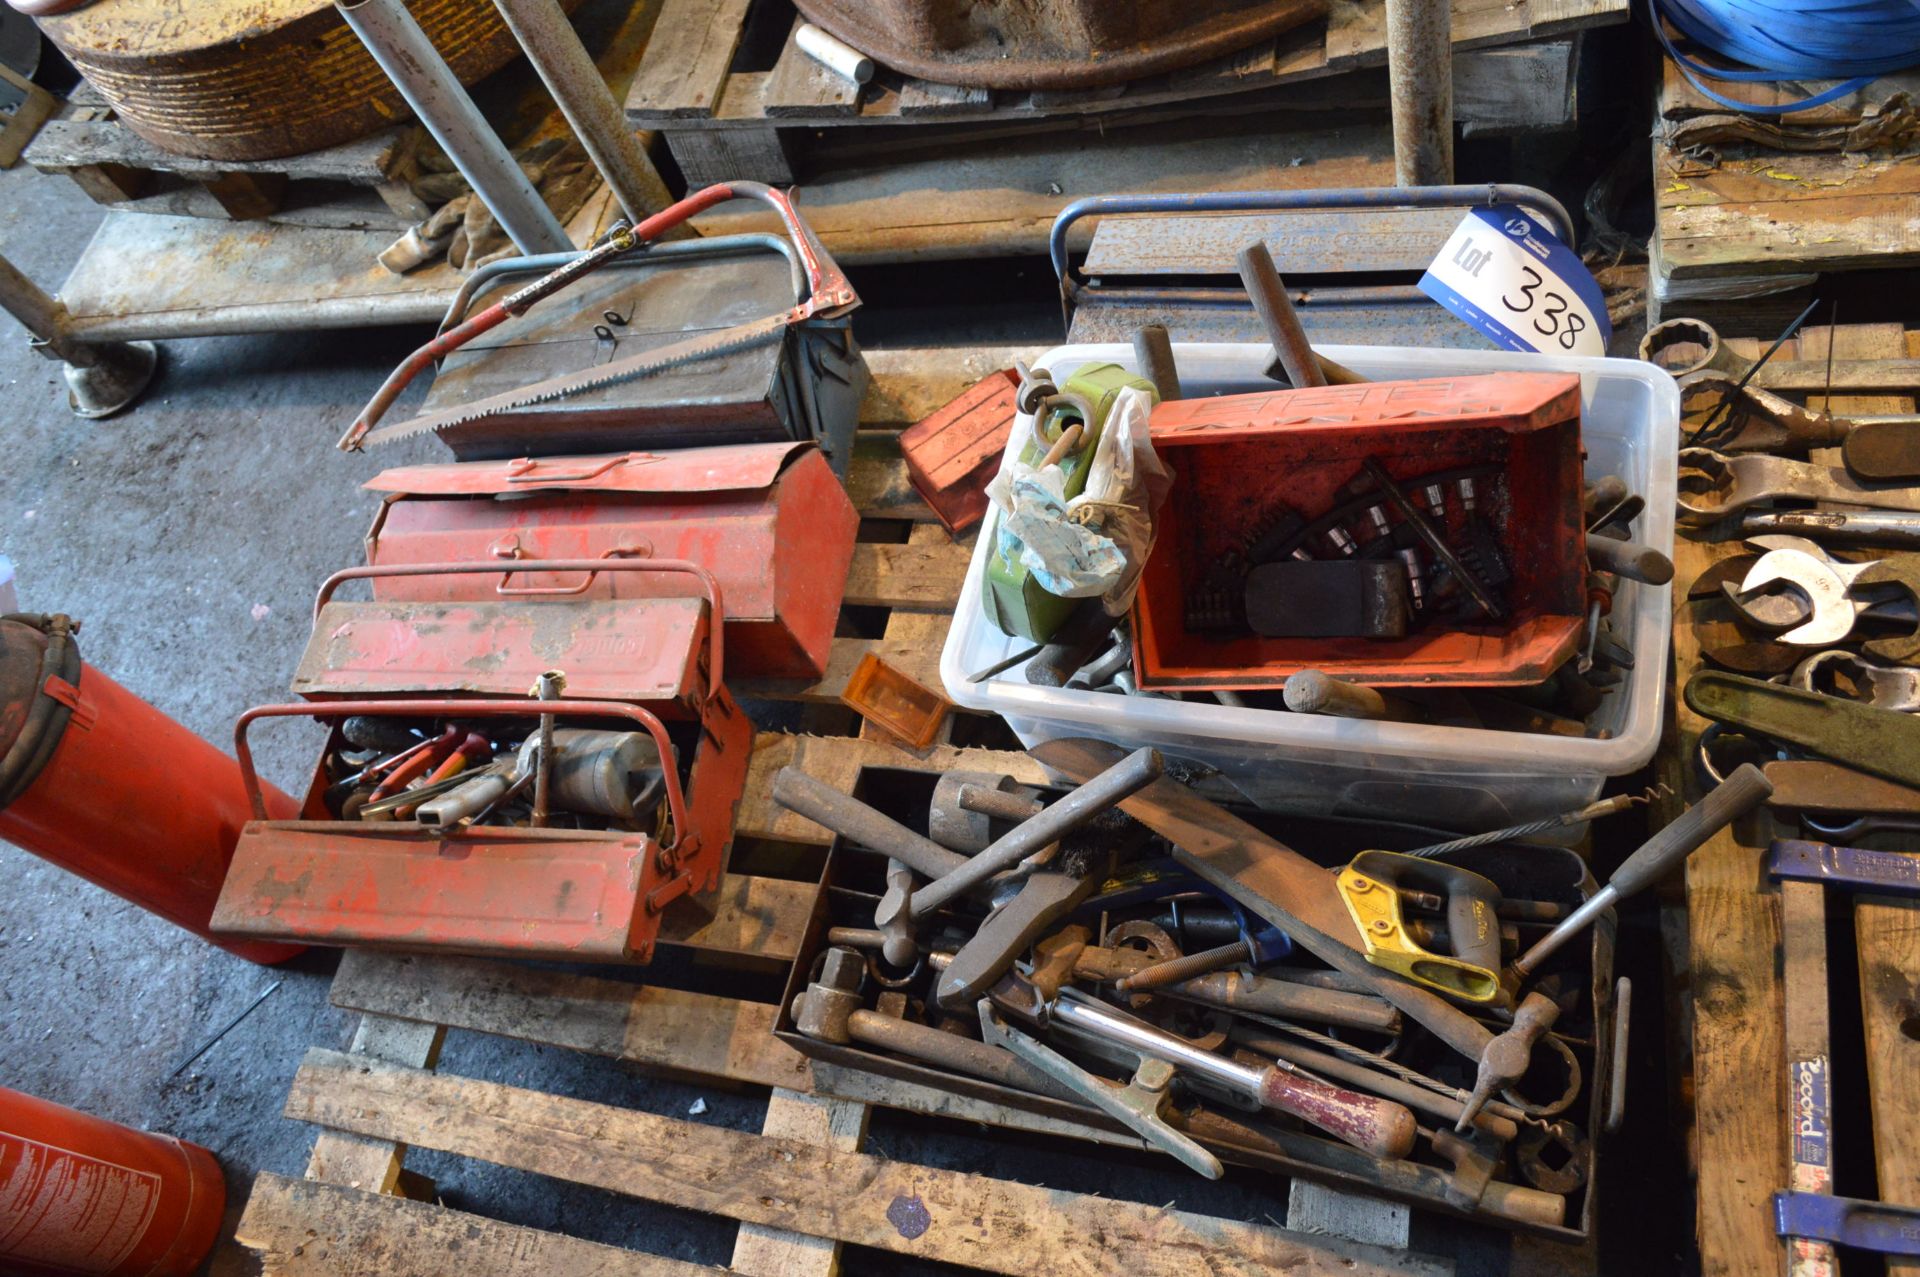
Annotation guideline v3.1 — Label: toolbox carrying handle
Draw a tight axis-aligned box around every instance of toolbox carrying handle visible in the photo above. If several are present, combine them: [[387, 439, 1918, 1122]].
[[313, 558, 727, 691], [1046, 185, 1578, 327], [233, 698, 691, 845], [440, 234, 809, 339]]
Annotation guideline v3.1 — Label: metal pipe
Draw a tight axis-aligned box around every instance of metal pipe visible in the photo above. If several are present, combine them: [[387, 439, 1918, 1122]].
[[0, 253, 81, 360], [908, 747, 1163, 919], [335, 0, 572, 255], [1131, 323, 1182, 401], [1236, 241, 1325, 389], [0, 250, 159, 418], [488, 0, 683, 231], [1385, 0, 1454, 186]]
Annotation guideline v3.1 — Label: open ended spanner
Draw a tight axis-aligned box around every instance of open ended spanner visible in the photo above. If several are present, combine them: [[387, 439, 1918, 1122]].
[[1678, 448, 1920, 524], [1725, 537, 1920, 647]]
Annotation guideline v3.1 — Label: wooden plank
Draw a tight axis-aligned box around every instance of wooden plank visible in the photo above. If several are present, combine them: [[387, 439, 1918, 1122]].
[[630, 0, 1626, 131], [845, 435, 936, 521], [858, 348, 1032, 427], [1326, 0, 1623, 65], [239, 1173, 701, 1277], [740, 626, 950, 707], [325, 951, 1149, 1151], [1781, 878, 1835, 1276], [1655, 147, 1920, 279], [730, 1089, 871, 1276], [1662, 528, 1786, 1277], [1454, 39, 1578, 135], [625, 0, 754, 118], [304, 1016, 445, 1197], [1286, 1182, 1411, 1249], [25, 117, 405, 182], [1805, 324, 1920, 1276], [285, 1049, 1451, 1277], [737, 732, 1047, 846], [683, 114, 1397, 263], [329, 950, 813, 1092], [653, 873, 815, 959], [843, 541, 970, 609], [897, 80, 993, 117], [0, 67, 57, 171], [667, 126, 797, 188], [763, 21, 863, 118]]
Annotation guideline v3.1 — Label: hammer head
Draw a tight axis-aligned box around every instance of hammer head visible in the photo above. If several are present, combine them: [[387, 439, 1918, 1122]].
[[790, 946, 866, 1043], [1457, 991, 1560, 1132]]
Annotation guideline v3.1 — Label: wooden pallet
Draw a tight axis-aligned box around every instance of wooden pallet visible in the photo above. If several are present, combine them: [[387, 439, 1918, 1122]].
[[228, 343, 1473, 1276], [24, 107, 429, 231], [627, 0, 1617, 188], [1648, 62, 1920, 321], [1655, 322, 1920, 1277]]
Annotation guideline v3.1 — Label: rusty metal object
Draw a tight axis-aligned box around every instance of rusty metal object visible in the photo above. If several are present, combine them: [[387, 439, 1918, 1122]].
[[1385, 0, 1452, 185], [35, 0, 581, 161], [790, 0, 1327, 91]]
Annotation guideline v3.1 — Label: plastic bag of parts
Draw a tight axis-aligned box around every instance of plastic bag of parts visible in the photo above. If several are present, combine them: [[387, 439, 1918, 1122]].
[[985, 386, 1170, 615]]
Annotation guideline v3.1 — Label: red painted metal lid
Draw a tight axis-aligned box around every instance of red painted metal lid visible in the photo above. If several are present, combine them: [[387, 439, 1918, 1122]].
[[364, 443, 816, 498]]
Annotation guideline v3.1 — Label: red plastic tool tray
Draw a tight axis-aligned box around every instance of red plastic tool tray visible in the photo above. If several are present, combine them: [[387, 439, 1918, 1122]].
[[1134, 372, 1586, 690], [358, 441, 857, 681]]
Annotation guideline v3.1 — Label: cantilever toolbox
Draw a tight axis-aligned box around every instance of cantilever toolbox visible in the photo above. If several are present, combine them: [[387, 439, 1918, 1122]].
[[210, 552, 752, 962], [357, 442, 858, 681]]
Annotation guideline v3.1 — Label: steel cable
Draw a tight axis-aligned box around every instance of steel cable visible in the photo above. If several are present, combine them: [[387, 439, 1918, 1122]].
[[1650, 0, 1920, 113]]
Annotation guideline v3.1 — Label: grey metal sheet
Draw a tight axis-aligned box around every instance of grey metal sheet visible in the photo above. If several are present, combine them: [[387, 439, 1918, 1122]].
[[1065, 296, 1485, 350], [1080, 208, 1465, 278]]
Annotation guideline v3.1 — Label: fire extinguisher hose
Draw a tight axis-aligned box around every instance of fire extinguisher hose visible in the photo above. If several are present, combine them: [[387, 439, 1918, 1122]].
[[0, 613, 81, 809]]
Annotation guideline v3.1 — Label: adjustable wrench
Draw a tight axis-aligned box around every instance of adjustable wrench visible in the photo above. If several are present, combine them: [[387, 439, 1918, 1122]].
[[1677, 448, 1920, 523]]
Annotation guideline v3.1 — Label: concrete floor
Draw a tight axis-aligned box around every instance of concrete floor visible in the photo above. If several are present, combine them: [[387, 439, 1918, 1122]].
[[0, 159, 1669, 1276]]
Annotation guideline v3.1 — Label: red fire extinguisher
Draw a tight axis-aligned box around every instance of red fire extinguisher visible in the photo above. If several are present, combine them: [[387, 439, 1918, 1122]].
[[0, 1087, 225, 1277], [0, 614, 303, 963]]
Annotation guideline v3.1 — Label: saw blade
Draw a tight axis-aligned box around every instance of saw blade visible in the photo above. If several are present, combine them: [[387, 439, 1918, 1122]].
[[358, 313, 793, 448]]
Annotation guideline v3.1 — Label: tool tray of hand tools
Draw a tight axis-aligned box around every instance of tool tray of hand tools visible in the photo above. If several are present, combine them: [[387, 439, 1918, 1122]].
[[209, 556, 751, 962], [774, 764, 1618, 1242]]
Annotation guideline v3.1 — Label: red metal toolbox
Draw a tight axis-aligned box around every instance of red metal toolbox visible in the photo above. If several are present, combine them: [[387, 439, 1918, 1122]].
[[210, 557, 751, 962], [357, 442, 857, 681], [1135, 372, 1586, 690]]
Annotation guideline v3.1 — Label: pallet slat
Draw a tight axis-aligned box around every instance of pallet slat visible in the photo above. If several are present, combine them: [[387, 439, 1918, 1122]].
[[763, 21, 863, 117], [844, 540, 970, 609], [737, 732, 1047, 845], [284, 1049, 1449, 1277], [329, 950, 813, 1091], [625, 0, 755, 118], [239, 1174, 697, 1277]]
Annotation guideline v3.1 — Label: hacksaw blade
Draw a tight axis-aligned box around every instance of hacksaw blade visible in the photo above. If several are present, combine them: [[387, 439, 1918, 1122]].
[[357, 312, 793, 448]]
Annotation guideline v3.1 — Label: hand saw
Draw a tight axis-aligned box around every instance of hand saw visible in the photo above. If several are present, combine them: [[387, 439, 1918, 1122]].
[[1028, 736, 1497, 1064], [355, 310, 795, 448], [339, 181, 858, 452]]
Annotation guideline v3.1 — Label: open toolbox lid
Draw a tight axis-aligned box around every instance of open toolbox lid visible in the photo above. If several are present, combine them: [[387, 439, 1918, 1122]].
[[293, 597, 709, 704], [291, 557, 728, 704], [362, 441, 816, 498]]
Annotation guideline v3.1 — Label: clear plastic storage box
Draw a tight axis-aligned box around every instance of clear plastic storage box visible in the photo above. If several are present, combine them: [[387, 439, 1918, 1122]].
[[939, 342, 1679, 830]]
